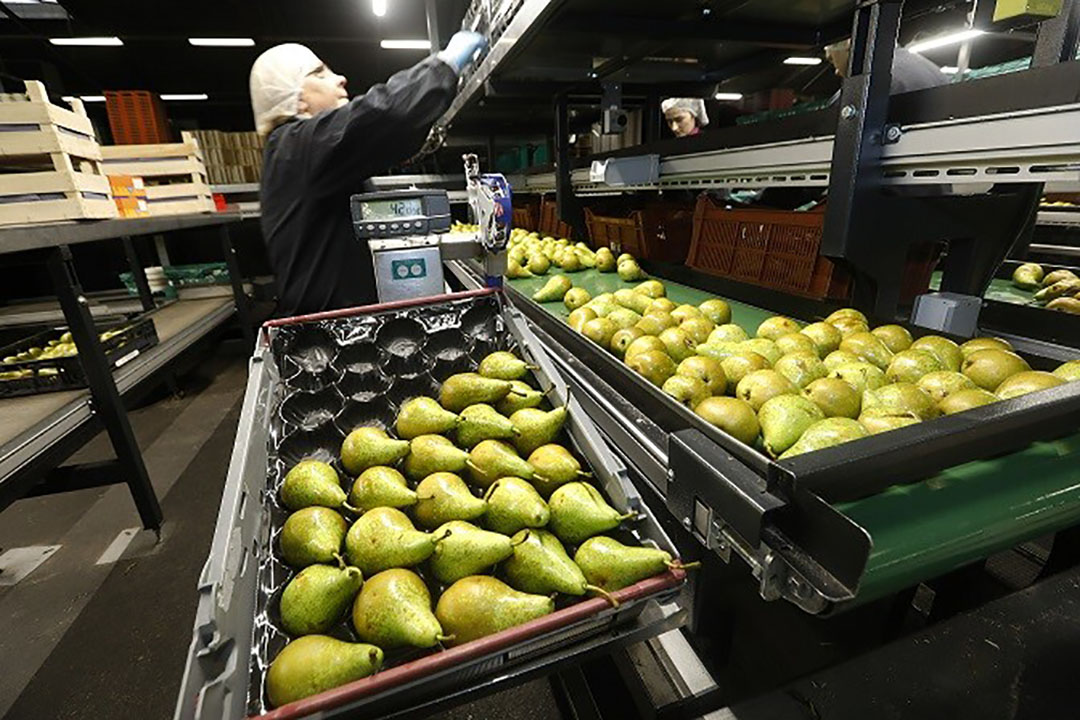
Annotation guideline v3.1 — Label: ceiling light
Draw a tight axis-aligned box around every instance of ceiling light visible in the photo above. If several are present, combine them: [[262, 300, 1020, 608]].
[[380, 39, 431, 50], [784, 56, 822, 66], [908, 29, 984, 54], [372, 0, 387, 17], [61, 95, 106, 102], [714, 92, 744, 101], [49, 36, 122, 46], [188, 37, 254, 47], [940, 66, 959, 74], [161, 94, 209, 101]]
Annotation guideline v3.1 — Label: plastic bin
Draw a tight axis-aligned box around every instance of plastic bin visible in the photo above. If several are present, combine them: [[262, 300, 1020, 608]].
[[584, 204, 693, 263], [539, 196, 573, 239]]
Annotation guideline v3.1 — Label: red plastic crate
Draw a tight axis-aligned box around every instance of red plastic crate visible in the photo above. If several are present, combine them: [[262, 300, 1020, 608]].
[[539, 196, 573, 239], [105, 90, 172, 145], [583, 203, 693, 263]]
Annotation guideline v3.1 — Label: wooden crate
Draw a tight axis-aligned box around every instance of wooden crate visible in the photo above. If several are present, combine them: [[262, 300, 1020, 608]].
[[0, 81, 118, 226], [100, 130, 216, 216]]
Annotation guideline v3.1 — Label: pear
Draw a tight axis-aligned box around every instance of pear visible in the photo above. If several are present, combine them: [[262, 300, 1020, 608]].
[[527, 253, 550, 275], [775, 333, 818, 358], [916, 371, 976, 403], [802, 377, 861, 418], [939, 388, 999, 415], [586, 296, 619, 317], [505, 258, 532, 279], [467, 439, 535, 489], [583, 317, 617, 347], [862, 383, 939, 420], [266, 636, 382, 708], [694, 396, 760, 445], [698, 299, 732, 325], [567, 307, 598, 333], [826, 307, 868, 326], [280, 507, 348, 568], [871, 324, 914, 353], [858, 406, 922, 434], [429, 521, 516, 584], [670, 304, 704, 325], [680, 317, 715, 345], [403, 434, 469, 480], [502, 529, 610, 601], [533, 274, 573, 302], [611, 327, 645, 358], [735, 369, 798, 411], [497, 380, 544, 415], [351, 568, 448, 648], [281, 460, 346, 511], [1053, 360, 1080, 382], [548, 482, 633, 545], [528, 443, 589, 496], [456, 403, 518, 448], [439, 373, 513, 412], [823, 349, 861, 371], [648, 297, 678, 314], [608, 308, 643, 331], [758, 394, 825, 457], [709, 324, 749, 345], [959, 336, 1012, 358], [413, 472, 486, 528], [737, 338, 781, 366], [677, 356, 727, 395], [662, 375, 710, 409], [348, 466, 416, 512], [635, 279, 666, 298], [885, 349, 944, 384], [1042, 268, 1079, 287], [719, 351, 770, 387], [778, 418, 868, 459], [345, 507, 442, 575], [624, 335, 666, 361], [839, 332, 894, 371], [961, 349, 1030, 390], [618, 260, 645, 281], [659, 327, 697, 363], [1012, 262, 1044, 289], [828, 361, 887, 395], [995, 371, 1064, 399], [280, 564, 364, 636], [510, 406, 568, 455], [1035, 278, 1080, 303], [341, 428, 410, 476], [773, 352, 827, 389], [636, 311, 677, 336], [575, 536, 679, 592], [484, 477, 550, 535], [801, 322, 842, 356], [756, 316, 801, 341], [396, 397, 459, 440], [830, 316, 870, 338], [614, 288, 652, 314], [435, 576, 554, 646], [911, 336, 963, 371], [627, 350, 677, 387], [1047, 297, 1080, 313], [559, 252, 583, 272], [595, 247, 617, 272], [478, 351, 530, 381], [563, 288, 591, 310]]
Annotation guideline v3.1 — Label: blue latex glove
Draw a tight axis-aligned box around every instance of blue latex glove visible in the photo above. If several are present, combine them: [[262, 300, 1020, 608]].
[[438, 31, 488, 74]]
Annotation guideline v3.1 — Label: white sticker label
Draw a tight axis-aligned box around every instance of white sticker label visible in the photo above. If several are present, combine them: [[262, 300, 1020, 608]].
[[114, 349, 140, 367]]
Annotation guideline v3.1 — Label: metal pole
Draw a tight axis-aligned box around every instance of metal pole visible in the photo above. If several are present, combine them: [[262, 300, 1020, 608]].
[[426, 0, 442, 57], [554, 93, 583, 238], [47, 245, 162, 532], [122, 235, 155, 312], [219, 225, 255, 349]]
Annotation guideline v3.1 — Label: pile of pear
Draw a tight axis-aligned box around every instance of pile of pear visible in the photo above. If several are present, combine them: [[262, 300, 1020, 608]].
[[504, 227, 646, 285], [554, 276, 1080, 460], [1013, 263, 1080, 315], [263, 348, 684, 708]]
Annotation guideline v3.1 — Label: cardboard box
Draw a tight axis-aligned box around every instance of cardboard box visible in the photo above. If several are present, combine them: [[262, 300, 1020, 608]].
[[108, 174, 146, 198]]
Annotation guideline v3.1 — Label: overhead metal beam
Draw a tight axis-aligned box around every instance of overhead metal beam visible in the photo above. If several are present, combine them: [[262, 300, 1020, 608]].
[[549, 14, 823, 48]]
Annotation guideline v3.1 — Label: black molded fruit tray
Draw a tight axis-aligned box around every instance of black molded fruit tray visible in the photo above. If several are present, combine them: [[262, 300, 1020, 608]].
[[175, 289, 686, 720], [0, 316, 159, 399]]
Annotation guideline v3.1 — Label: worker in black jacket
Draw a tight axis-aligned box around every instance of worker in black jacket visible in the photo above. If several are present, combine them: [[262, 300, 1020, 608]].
[[250, 32, 486, 316]]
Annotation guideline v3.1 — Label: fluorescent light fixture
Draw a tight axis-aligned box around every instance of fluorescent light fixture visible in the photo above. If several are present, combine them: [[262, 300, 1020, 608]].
[[61, 95, 106, 102], [188, 37, 254, 47], [940, 66, 959, 74], [908, 29, 984, 54], [372, 0, 387, 17], [160, 93, 209, 101], [49, 36, 122, 46], [380, 39, 431, 50], [714, 92, 744, 101], [784, 56, 822, 66]]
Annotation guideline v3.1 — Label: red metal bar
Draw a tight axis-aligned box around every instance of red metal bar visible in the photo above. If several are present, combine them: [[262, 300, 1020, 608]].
[[263, 288, 500, 328], [255, 568, 685, 719]]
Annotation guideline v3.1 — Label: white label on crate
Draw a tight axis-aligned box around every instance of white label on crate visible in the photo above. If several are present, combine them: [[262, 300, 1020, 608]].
[[114, 349, 140, 367], [133, 177, 145, 190]]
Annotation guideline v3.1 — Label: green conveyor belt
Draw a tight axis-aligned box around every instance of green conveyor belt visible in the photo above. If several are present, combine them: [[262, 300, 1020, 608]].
[[506, 268, 1080, 605], [929, 271, 1035, 306]]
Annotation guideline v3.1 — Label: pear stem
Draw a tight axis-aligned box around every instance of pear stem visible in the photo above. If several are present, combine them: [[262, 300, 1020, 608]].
[[434, 528, 453, 543], [510, 530, 531, 546], [333, 552, 346, 569], [345, 566, 363, 581], [586, 584, 620, 607], [666, 560, 701, 571], [577, 470, 593, 478], [436, 634, 456, 644], [482, 481, 501, 502], [617, 512, 638, 522], [342, 502, 363, 515]]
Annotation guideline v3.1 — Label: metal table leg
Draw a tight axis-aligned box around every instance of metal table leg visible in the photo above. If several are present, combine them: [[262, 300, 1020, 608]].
[[47, 244, 163, 532], [122, 235, 155, 312], [219, 224, 255, 348]]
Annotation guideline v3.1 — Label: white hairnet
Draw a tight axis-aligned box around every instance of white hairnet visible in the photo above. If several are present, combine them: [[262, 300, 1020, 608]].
[[661, 97, 709, 127], [250, 43, 323, 137]]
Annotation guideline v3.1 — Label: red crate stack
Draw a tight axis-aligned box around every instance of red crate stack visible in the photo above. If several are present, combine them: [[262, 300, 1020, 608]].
[[105, 90, 172, 145]]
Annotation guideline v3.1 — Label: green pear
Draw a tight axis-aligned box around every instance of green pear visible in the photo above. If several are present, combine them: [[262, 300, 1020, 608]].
[[266, 636, 382, 708], [586, 296, 619, 318], [959, 336, 1013, 358], [862, 383, 939, 420], [413, 472, 486, 529], [828, 361, 887, 395], [916, 371, 976, 403], [533, 274, 573, 302], [670, 304, 703, 324], [802, 377, 861, 419], [456, 403, 518, 448], [466, 439, 535, 489], [773, 352, 827, 389], [698, 299, 732, 325], [497, 380, 544, 415], [395, 396, 459, 440], [528, 443, 589, 496], [885, 349, 943, 384], [595, 247, 617, 272], [611, 327, 646, 358], [618, 260, 645, 281], [429, 521, 516, 584], [1053, 360, 1080, 382], [694, 396, 760, 445], [939, 388, 999, 415], [662, 375, 710, 409], [737, 338, 781, 366], [778, 418, 868, 459], [826, 307, 868, 325], [635, 279, 666, 298], [758, 394, 825, 457], [624, 335, 666, 361], [341, 427, 410, 476], [348, 466, 416, 512], [510, 406, 568, 456], [439, 373, 513, 412], [829, 315, 870, 338], [962, 349, 1031, 390], [735, 369, 798, 411], [614, 288, 652, 314], [709, 324, 749, 345], [775, 333, 819, 358], [1047, 297, 1080, 313], [995, 370, 1064, 399], [872, 324, 914, 353], [345, 507, 442, 575], [659, 327, 698, 363], [574, 536, 676, 592], [839, 331, 894, 371], [280, 507, 348, 568], [548, 482, 633, 545], [564, 287, 591, 310], [801, 322, 842, 356], [568, 307, 598, 332], [1041, 268, 1079, 287], [627, 350, 677, 387], [583, 317, 617, 347], [680, 318, 715, 345], [756, 316, 801, 341], [676, 356, 727, 395], [351, 568, 448, 648], [608, 308, 643, 331], [403, 434, 469, 480], [859, 406, 922, 434], [484, 477, 550, 535], [502, 529, 609, 600], [912, 335, 963, 371], [719, 351, 770, 386], [280, 564, 364, 636], [527, 253, 550, 275], [478, 351, 530, 381], [823, 349, 861, 371], [1012, 262, 1044, 289], [280, 460, 346, 512], [435, 576, 554, 646], [695, 341, 740, 362], [647, 297, 677, 313]]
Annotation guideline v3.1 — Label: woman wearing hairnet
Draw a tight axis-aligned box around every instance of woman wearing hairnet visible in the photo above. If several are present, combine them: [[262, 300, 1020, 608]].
[[250, 32, 486, 315], [661, 98, 709, 138]]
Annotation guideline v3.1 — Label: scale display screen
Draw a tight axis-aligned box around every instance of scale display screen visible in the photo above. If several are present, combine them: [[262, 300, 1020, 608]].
[[360, 198, 423, 221], [350, 189, 452, 239]]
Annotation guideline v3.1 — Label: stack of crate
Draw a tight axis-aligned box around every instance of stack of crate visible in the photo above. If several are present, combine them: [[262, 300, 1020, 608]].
[[100, 130, 215, 216], [104, 90, 172, 144], [188, 130, 264, 185], [0, 80, 117, 226]]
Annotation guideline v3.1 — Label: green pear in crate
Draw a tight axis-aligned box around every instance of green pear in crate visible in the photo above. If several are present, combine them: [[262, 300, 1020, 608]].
[[502, 529, 615, 603], [466, 439, 536, 489], [348, 466, 416, 512], [341, 427, 409, 476], [478, 351, 532, 381], [484, 477, 550, 535], [395, 396, 459, 439], [280, 460, 347, 512], [435, 576, 554, 646], [456, 403, 519, 448], [280, 564, 363, 636], [527, 444, 590, 497], [428, 521, 517, 584], [413, 472, 486, 529], [509, 406, 568, 456], [574, 536, 696, 592], [345, 507, 445, 575], [548, 482, 635, 545], [351, 568, 450, 649], [439, 373, 514, 412], [403, 435, 469, 481], [279, 507, 348, 568], [267, 636, 382, 708]]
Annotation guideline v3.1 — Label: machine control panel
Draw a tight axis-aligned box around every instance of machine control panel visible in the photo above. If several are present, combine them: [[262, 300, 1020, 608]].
[[350, 188, 452, 239]]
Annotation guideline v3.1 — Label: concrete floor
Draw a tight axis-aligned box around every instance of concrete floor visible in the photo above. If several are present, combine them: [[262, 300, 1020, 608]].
[[0, 341, 563, 720]]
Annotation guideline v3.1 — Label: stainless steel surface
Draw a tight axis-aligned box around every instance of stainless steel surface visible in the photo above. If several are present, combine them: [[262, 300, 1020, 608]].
[[0, 212, 245, 254], [1036, 210, 1080, 226]]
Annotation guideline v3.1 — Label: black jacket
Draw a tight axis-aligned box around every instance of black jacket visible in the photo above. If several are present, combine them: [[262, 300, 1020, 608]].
[[260, 56, 458, 316]]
